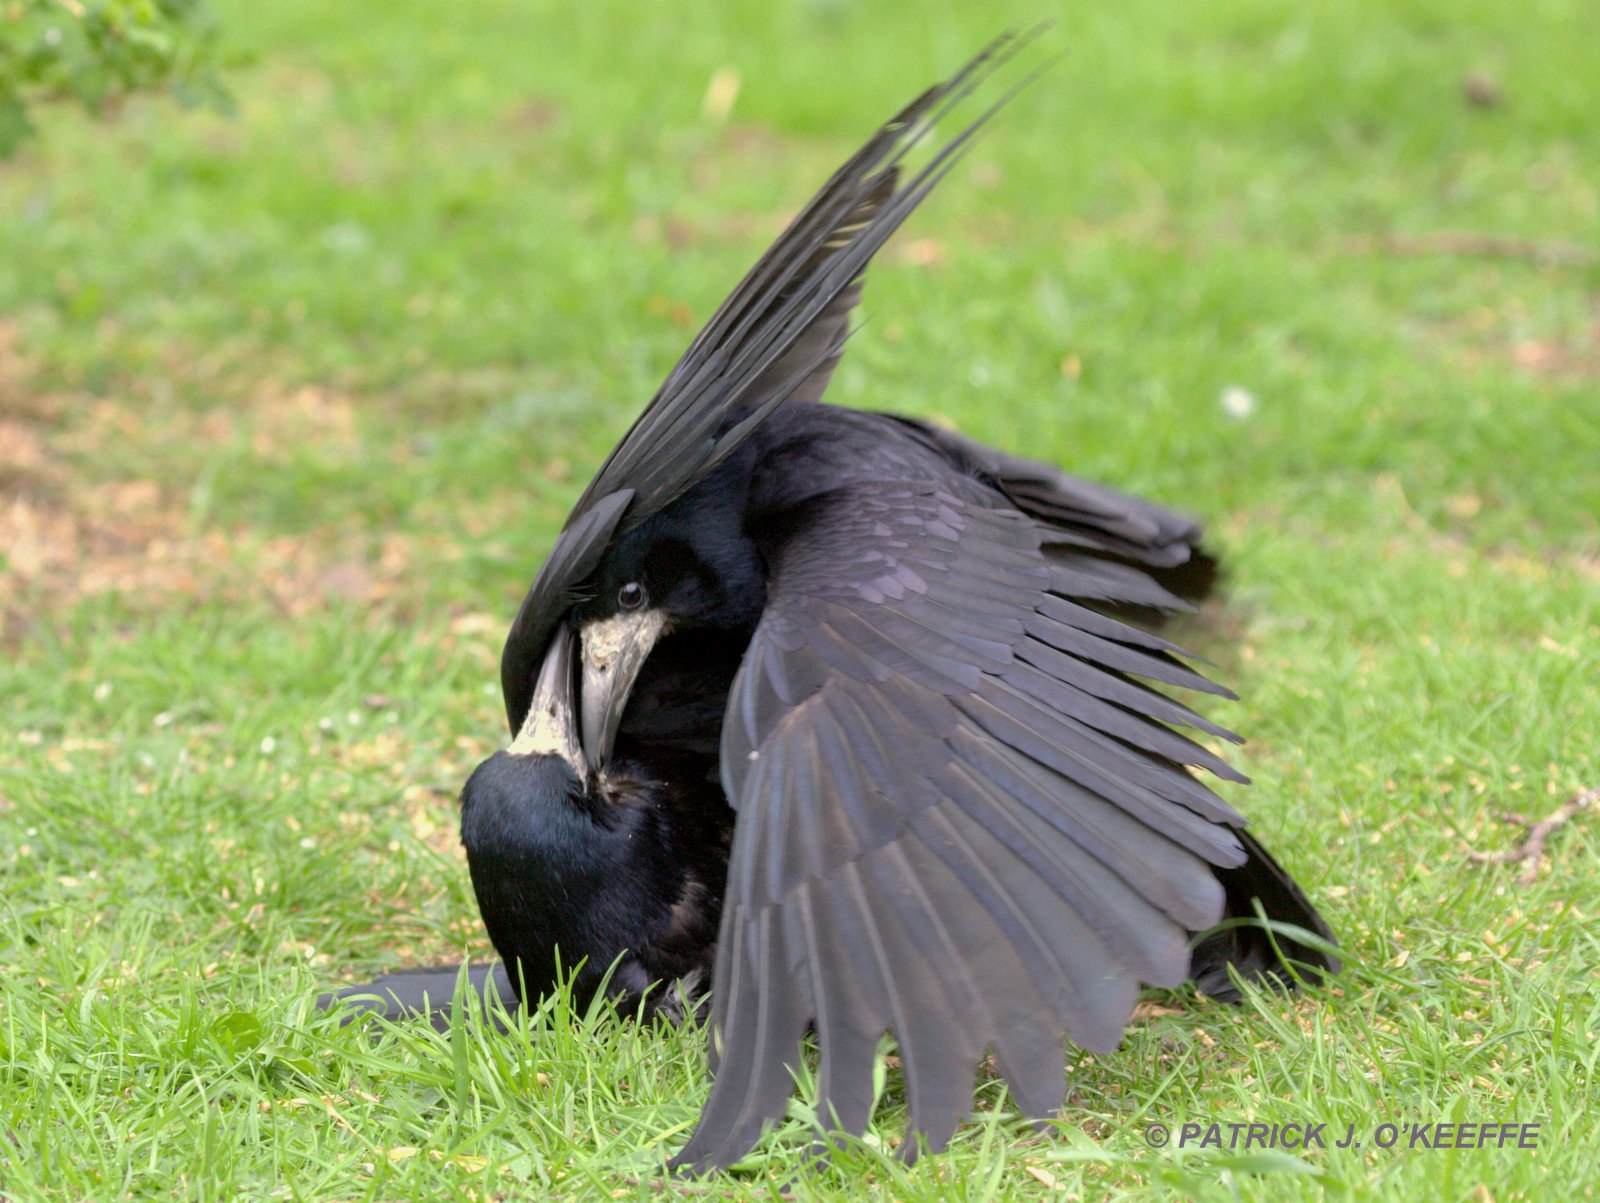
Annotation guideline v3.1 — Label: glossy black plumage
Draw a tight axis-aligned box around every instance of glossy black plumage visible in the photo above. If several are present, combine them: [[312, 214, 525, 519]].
[[328, 33, 1339, 1172], [459, 748, 730, 1019]]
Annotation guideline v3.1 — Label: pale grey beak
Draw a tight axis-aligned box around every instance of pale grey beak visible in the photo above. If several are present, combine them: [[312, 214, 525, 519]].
[[578, 609, 667, 772], [506, 622, 583, 774]]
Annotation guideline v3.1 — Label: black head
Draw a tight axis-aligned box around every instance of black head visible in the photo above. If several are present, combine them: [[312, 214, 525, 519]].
[[572, 472, 765, 770], [463, 622, 587, 846], [459, 749, 589, 859]]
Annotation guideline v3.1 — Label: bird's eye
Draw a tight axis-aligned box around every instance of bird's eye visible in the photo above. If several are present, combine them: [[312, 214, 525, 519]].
[[617, 581, 647, 611]]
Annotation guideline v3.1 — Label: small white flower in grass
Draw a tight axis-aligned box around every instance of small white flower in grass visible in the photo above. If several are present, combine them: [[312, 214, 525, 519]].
[[1220, 385, 1256, 419], [260, 736, 277, 756], [154, 712, 174, 728], [320, 222, 370, 255], [93, 682, 113, 702]]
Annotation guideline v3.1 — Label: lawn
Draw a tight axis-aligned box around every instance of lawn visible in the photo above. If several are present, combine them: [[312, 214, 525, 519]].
[[2, 0, 1597, 1198]]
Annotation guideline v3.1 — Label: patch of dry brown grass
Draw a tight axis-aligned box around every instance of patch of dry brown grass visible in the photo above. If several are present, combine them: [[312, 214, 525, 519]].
[[1, 334, 432, 638]]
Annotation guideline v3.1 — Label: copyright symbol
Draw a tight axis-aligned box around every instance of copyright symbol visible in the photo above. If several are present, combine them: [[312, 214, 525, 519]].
[[1145, 1122, 1170, 1148]]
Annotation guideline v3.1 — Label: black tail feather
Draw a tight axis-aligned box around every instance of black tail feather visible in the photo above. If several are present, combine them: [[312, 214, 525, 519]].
[[317, 962, 519, 1031]]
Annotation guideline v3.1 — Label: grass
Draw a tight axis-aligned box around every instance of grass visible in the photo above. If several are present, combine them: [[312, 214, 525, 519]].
[[2, 0, 1597, 1197]]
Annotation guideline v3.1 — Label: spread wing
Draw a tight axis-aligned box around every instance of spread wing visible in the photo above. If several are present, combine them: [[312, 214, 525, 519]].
[[671, 469, 1251, 1171], [500, 32, 1045, 731]]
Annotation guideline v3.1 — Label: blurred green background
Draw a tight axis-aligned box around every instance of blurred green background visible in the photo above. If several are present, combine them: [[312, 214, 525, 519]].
[[2, 1, 1596, 1198]]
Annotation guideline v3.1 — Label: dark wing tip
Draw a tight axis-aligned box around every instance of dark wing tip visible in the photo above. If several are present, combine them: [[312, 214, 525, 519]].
[[572, 25, 1054, 533], [1190, 828, 1342, 998]]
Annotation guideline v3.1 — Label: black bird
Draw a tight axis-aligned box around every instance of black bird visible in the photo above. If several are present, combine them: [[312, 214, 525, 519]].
[[330, 33, 1339, 1170], [459, 622, 731, 1020]]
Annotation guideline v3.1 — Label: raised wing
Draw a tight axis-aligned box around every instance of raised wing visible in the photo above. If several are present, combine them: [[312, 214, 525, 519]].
[[500, 32, 1046, 731], [672, 454, 1255, 1171]]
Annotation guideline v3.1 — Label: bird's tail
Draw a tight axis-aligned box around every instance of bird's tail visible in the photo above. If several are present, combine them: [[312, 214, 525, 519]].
[[1190, 828, 1341, 1001], [316, 962, 518, 1031]]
